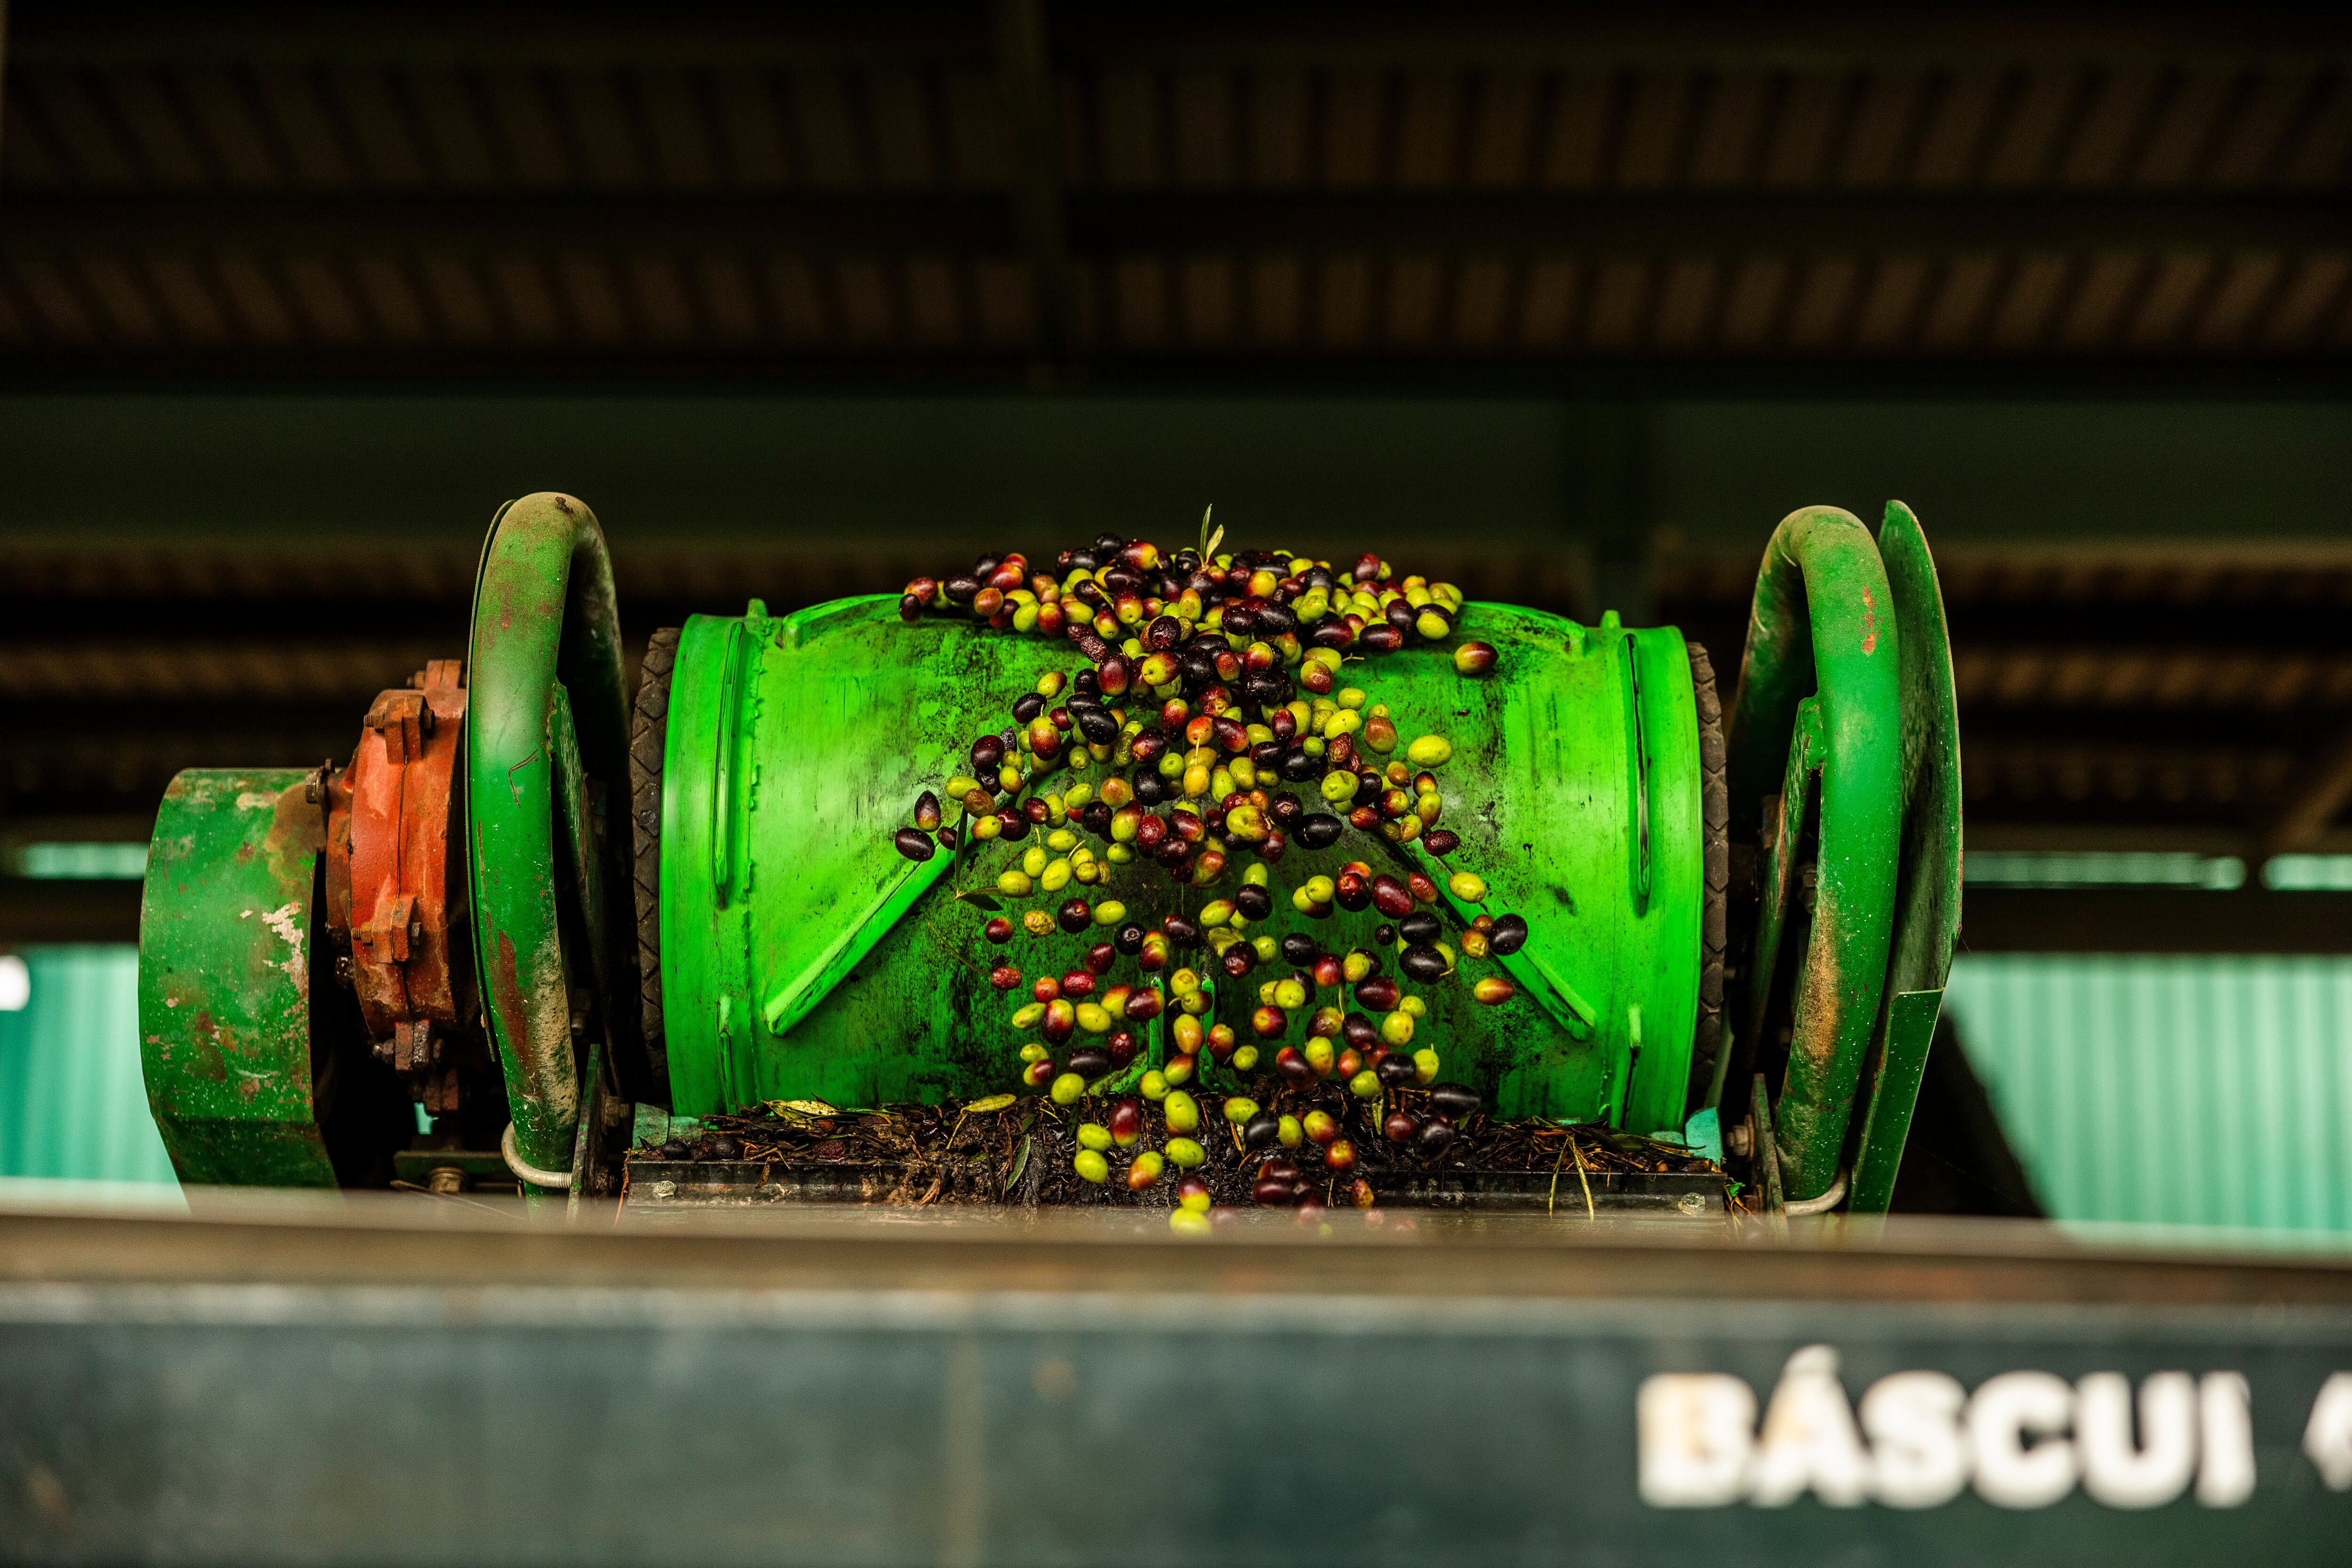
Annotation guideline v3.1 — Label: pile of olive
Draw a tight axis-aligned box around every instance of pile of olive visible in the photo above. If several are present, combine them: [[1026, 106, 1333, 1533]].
[[888, 531, 1532, 1229]]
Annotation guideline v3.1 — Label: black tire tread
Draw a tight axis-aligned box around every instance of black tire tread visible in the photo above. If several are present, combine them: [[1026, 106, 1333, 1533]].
[[1689, 640, 1730, 1109], [629, 627, 680, 1087]]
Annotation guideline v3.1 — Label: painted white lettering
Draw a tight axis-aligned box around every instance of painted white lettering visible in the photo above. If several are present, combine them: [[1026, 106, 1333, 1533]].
[[1748, 1345, 1871, 1508], [2075, 1372, 2195, 1508], [2304, 1373, 2352, 1491], [2195, 1371, 2256, 1507], [1637, 1373, 1756, 1507], [1968, 1370, 2077, 1509], [1859, 1370, 1969, 1508]]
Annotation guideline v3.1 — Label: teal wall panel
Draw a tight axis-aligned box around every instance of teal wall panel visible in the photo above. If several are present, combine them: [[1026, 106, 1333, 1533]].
[[1945, 955, 2352, 1234], [0, 946, 177, 1187]]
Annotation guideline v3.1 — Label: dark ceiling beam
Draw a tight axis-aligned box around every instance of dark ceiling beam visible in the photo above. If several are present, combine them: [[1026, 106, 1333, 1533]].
[[992, 0, 1076, 368], [13, 190, 2352, 259], [12, 3, 2350, 69]]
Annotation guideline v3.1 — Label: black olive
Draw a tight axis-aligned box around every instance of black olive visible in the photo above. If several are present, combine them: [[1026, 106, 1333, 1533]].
[[1134, 772, 1168, 804], [1340, 1013, 1378, 1049], [1243, 1110, 1283, 1151], [1428, 1082, 1482, 1119], [1414, 1115, 1456, 1157], [1280, 933, 1319, 966], [710, 1136, 743, 1161], [892, 827, 937, 862], [1424, 828, 1462, 856], [1295, 812, 1345, 848], [1490, 913, 1530, 956], [1235, 884, 1273, 920], [1399, 944, 1447, 982], [1163, 914, 1201, 948], [657, 1139, 690, 1160], [1077, 708, 1120, 746], [1375, 1052, 1419, 1088], [1399, 912, 1442, 946], [1067, 1046, 1113, 1079], [1115, 923, 1146, 956], [1012, 692, 1046, 724]]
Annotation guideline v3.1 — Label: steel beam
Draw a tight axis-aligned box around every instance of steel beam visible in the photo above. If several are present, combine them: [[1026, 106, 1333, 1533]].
[[11, 191, 2352, 260]]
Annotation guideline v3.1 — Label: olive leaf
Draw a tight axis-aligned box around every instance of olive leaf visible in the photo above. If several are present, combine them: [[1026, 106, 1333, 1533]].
[[956, 891, 1002, 912], [963, 1093, 1017, 1115], [1004, 1133, 1032, 1195], [1198, 504, 1223, 560]]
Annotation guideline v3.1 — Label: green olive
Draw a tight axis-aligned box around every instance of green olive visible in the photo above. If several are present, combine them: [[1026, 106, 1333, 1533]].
[[1164, 1091, 1201, 1134], [1140, 1070, 1170, 1101], [1051, 1072, 1085, 1105], [1406, 734, 1454, 767], [1447, 869, 1489, 902], [1077, 1122, 1113, 1152], [1073, 1148, 1110, 1183], [1166, 1137, 1207, 1169]]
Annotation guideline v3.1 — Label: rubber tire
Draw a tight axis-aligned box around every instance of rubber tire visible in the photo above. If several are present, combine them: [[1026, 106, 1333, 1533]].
[[1689, 641, 1729, 1109], [629, 628, 680, 1091]]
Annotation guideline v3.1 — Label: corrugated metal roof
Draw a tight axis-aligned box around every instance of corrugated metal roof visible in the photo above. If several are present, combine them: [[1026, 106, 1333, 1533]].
[[0, 944, 177, 1186], [1945, 954, 2352, 1232], [6, 4, 2351, 368]]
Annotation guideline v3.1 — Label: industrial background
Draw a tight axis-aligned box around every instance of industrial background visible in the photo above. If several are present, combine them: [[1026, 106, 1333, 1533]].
[[4, 0, 2352, 1229]]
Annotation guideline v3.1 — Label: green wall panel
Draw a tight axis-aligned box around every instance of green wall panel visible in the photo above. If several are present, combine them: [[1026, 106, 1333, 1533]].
[[0, 946, 178, 1189], [1945, 955, 2352, 1234]]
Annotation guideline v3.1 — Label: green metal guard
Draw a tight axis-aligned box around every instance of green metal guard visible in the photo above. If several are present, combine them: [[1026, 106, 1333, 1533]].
[[1725, 507, 1904, 1202], [464, 493, 637, 1187]]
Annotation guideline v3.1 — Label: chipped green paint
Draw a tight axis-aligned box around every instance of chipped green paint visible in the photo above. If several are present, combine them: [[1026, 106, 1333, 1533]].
[[660, 597, 1703, 1132], [136, 768, 336, 1186]]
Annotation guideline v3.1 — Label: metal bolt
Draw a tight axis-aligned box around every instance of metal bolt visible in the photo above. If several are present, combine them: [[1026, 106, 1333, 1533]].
[[425, 1166, 465, 1195]]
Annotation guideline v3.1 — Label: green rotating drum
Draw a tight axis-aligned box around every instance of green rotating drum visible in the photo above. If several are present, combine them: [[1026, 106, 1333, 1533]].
[[643, 597, 1719, 1135]]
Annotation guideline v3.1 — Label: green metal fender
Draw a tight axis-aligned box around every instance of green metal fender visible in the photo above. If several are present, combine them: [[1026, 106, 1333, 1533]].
[[1725, 506, 1903, 1202], [465, 493, 638, 1183], [1846, 501, 1964, 1213]]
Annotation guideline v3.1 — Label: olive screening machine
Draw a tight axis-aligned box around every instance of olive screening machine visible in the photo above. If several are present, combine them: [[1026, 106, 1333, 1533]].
[[132, 493, 1958, 1216]]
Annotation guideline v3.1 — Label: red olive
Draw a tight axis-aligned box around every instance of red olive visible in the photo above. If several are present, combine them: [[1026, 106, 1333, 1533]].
[[1060, 970, 1096, 999], [1371, 874, 1413, 918], [1251, 1005, 1287, 1038], [1383, 1109, 1419, 1143], [1324, 1138, 1357, 1171], [1424, 828, 1462, 857], [985, 917, 1014, 945], [1354, 975, 1400, 1012], [1351, 1178, 1377, 1210], [1254, 1178, 1299, 1207], [892, 827, 937, 862], [1274, 1046, 1314, 1085], [990, 964, 1022, 992]]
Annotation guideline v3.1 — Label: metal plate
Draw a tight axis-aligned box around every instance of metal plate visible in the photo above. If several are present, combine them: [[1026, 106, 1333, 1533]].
[[1, 1204, 2348, 1564]]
